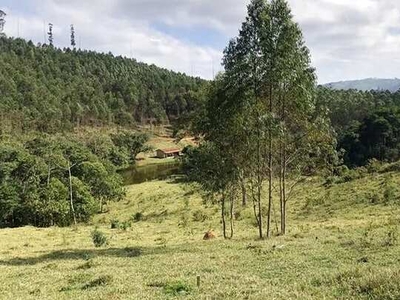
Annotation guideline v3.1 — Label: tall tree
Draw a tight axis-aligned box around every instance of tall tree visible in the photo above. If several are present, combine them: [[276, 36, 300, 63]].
[[218, 0, 329, 237]]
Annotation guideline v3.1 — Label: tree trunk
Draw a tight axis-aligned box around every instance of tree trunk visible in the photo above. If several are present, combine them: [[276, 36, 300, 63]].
[[68, 161, 77, 225], [280, 92, 287, 235], [266, 85, 273, 238], [221, 194, 227, 239], [281, 157, 287, 235], [229, 192, 234, 239], [256, 115, 263, 239], [241, 176, 247, 206]]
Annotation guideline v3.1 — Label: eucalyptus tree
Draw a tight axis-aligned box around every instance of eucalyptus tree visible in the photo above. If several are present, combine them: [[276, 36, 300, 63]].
[[221, 0, 331, 237]]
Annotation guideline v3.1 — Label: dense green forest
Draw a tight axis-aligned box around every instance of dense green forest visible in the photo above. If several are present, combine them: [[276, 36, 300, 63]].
[[0, 37, 206, 133], [0, 130, 149, 228], [316, 88, 400, 166]]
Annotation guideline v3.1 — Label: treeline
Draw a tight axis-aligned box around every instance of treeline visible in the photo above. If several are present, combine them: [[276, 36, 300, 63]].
[[317, 88, 400, 167], [0, 130, 149, 228], [0, 37, 206, 133]]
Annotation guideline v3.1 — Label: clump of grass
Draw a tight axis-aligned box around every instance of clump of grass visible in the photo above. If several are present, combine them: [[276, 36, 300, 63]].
[[163, 281, 192, 296], [110, 218, 120, 229], [132, 212, 144, 222], [82, 275, 113, 290], [192, 209, 209, 222], [91, 228, 108, 248], [77, 259, 97, 270], [332, 269, 400, 299], [383, 179, 396, 205], [120, 221, 131, 231], [382, 226, 397, 247]]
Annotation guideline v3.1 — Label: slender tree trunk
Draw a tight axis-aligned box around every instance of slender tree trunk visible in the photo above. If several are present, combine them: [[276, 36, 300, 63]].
[[68, 161, 77, 225], [266, 85, 273, 238], [257, 131, 263, 239], [240, 174, 247, 206], [281, 154, 287, 235], [221, 194, 227, 239], [229, 192, 234, 239], [281, 92, 287, 235]]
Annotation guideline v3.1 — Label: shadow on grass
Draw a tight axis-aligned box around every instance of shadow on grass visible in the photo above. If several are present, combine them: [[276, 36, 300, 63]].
[[0, 243, 202, 266]]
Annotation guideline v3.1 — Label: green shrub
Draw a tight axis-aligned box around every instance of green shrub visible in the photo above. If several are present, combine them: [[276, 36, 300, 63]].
[[382, 161, 400, 173], [132, 212, 144, 222], [91, 228, 108, 248], [324, 176, 338, 186], [110, 219, 120, 229], [163, 281, 192, 296], [366, 159, 383, 173], [120, 221, 131, 231], [333, 165, 349, 176], [383, 183, 396, 204]]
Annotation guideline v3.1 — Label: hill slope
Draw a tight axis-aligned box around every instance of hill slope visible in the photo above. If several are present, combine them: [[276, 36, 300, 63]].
[[1, 165, 400, 299], [324, 78, 400, 92], [0, 37, 206, 133]]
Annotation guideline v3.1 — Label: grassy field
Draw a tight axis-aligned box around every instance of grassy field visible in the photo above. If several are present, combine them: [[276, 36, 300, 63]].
[[1, 171, 400, 299]]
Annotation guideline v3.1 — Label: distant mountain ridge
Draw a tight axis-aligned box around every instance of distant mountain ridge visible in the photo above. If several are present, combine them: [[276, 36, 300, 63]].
[[323, 78, 400, 92]]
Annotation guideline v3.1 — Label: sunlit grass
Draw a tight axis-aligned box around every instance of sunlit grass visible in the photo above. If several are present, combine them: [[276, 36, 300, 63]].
[[1, 172, 400, 299]]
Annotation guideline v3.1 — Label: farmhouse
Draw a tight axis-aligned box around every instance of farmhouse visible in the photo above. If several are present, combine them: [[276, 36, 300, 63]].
[[156, 148, 182, 159]]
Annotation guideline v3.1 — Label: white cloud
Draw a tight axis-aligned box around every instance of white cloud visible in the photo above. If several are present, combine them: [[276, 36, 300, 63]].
[[1, 0, 400, 83]]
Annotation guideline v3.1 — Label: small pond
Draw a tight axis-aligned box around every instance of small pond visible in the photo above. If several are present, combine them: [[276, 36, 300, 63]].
[[119, 161, 182, 185]]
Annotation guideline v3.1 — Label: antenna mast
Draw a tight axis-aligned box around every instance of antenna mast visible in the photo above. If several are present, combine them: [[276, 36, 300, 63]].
[[0, 10, 6, 35]]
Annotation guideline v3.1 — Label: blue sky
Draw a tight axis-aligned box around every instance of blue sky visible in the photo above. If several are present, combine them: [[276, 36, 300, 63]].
[[1, 0, 400, 83]]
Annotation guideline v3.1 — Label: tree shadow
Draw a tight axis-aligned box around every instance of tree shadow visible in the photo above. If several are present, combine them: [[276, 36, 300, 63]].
[[0, 243, 202, 266]]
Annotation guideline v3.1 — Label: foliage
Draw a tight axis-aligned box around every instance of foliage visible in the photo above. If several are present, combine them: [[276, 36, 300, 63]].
[[0, 131, 134, 227], [0, 36, 206, 133], [339, 107, 400, 167], [163, 281, 192, 296], [185, 0, 336, 238], [91, 228, 108, 248]]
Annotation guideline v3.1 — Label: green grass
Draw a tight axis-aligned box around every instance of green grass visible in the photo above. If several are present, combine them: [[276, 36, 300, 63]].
[[1, 172, 400, 299]]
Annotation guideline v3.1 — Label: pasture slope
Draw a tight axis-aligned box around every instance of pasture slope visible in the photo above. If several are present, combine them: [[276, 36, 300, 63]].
[[1, 168, 400, 299]]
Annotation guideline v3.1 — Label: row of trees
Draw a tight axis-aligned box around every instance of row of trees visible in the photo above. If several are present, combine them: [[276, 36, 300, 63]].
[[0, 37, 206, 133], [184, 0, 336, 239], [339, 107, 400, 167], [0, 130, 149, 228], [315, 88, 400, 167]]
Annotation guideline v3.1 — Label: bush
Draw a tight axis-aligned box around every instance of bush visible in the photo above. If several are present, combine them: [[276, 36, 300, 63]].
[[163, 281, 192, 296], [120, 221, 131, 231], [132, 212, 144, 222], [91, 228, 108, 248], [333, 165, 349, 176], [382, 161, 400, 173], [110, 219, 120, 229], [366, 159, 383, 173]]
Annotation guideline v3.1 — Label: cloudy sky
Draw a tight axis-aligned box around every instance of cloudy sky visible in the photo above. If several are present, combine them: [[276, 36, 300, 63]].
[[1, 0, 399, 83]]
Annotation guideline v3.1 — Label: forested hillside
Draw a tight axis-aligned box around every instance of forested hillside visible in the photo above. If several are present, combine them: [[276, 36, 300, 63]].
[[316, 88, 400, 166], [0, 37, 206, 133]]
